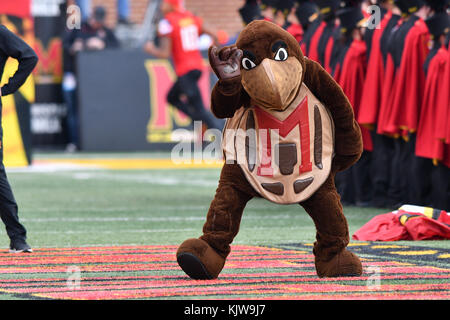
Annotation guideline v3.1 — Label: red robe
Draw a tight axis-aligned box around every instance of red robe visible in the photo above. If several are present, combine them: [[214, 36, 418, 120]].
[[307, 21, 326, 62], [377, 45, 398, 135], [337, 39, 373, 151], [440, 43, 450, 168], [323, 33, 335, 74], [307, 20, 337, 70], [384, 18, 430, 135], [358, 10, 392, 128], [301, 19, 322, 56], [438, 43, 450, 144], [286, 22, 304, 43], [415, 46, 448, 163]]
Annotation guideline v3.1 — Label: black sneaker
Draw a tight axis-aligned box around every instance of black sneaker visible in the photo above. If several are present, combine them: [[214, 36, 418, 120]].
[[9, 240, 32, 253]]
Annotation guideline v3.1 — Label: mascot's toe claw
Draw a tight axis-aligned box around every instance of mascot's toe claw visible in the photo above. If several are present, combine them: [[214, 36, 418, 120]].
[[176, 238, 225, 280], [315, 249, 363, 278]]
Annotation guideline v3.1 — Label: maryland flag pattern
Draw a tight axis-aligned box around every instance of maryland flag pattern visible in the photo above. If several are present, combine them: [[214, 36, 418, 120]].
[[0, 243, 448, 300]]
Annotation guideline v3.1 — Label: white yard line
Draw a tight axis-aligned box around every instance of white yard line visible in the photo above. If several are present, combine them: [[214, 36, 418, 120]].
[[20, 214, 304, 222], [27, 226, 311, 235]]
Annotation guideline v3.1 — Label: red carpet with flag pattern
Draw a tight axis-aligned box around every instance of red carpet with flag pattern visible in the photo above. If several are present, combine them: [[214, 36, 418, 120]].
[[0, 243, 448, 300]]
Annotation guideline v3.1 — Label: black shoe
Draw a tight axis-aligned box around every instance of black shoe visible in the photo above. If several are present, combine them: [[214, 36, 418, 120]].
[[9, 240, 32, 253]]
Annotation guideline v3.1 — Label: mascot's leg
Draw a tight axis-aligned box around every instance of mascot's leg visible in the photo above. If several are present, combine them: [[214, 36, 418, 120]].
[[177, 164, 257, 279], [300, 172, 363, 277]]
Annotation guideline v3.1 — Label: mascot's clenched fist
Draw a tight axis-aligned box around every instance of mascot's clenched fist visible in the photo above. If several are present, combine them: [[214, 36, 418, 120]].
[[176, 20, 364, 279]]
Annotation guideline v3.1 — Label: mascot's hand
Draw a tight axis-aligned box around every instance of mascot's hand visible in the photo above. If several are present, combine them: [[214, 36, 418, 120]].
[[209, 45, 242, 81]]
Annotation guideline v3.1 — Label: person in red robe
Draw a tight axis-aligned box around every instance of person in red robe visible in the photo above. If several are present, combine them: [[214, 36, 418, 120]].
[[376, 0, 431, 208], [239, 0, 263, 26], [332, 3, 373, 206], [298, 0, 322, 54], [413, 3, 449, 211], [358, 0, 402, 208], [259, 0, 278, 23], [307, 0, 340, 73], [280, 0, 304, 42], [443, 39, 450, 176], [358, 0, 396, 129], [443, 40, 450, 211], [384, 4, 430, 136]]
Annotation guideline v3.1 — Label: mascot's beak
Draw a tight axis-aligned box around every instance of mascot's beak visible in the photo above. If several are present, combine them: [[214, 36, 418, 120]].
[[242, 57, 302, 111]]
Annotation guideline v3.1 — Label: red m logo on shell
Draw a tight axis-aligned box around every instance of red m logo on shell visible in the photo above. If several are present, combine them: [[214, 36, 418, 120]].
[[254, 96, 312, 177]]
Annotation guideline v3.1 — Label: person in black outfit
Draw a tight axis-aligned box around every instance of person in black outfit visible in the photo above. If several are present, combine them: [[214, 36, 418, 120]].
[[62, 6, 119, 152], [0, 25, 38, 253]]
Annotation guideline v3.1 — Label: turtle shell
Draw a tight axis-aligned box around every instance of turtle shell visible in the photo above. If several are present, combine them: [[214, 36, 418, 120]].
[[222, 83, 335, 204]]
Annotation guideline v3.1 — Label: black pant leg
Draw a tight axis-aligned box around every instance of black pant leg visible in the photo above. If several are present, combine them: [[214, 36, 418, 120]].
[[168, 70, 223, 130], [410, 156, 433, 207], [62, 88, 79, 146], [335, 168, 355, 205], [167, 76, 195, 119], [0, 121, 27, 242], [370, 132, 394, 208], [431, 164, 450, 211], [0, 166, 26, 241], [405, 134, 418, 204], [387, 138, 407, 208], [352, 150, 373, 205]]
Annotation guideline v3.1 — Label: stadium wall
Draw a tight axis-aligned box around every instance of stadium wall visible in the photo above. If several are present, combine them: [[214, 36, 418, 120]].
[[77, 49, 215, 151], [90, 0, 245, 41]]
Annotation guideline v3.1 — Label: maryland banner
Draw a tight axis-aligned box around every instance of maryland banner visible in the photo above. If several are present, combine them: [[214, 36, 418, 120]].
[[0, 0, 34, 167], [30, 0, 66, 147]]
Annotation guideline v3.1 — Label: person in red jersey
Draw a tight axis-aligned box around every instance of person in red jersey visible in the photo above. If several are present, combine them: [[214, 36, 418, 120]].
[[333, 4, 373, 206], [144, 0, 223, 130], [414, 6, 449, 210]]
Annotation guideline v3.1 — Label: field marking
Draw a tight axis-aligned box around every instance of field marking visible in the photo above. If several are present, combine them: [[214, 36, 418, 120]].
[[68, 171, 220, 187], [24, 226, 313, 235], [20, 214, 310, 223], [31, 158, 224, 170], [0, 240, 316, 249], [389, 250, 438, 256], [10, 170, 222, 187], [26, 228, 198, 234]]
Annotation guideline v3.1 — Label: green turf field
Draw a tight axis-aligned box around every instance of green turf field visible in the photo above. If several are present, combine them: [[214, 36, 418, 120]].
[[0, 153, 393, 248], [2, 152, 447, 250], [0, 152, 447, 300]]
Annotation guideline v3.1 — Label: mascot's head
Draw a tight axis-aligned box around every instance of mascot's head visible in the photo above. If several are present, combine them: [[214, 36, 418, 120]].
[[236, 20, 305, 111]]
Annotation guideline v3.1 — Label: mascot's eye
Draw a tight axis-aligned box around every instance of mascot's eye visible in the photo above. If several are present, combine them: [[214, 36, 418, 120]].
[[274, 47, 288, 61], [242, 57, 256, 70]]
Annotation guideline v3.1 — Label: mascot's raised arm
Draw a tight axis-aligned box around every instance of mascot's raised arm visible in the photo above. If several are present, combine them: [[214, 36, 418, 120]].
[[176, 20, 364, 279]]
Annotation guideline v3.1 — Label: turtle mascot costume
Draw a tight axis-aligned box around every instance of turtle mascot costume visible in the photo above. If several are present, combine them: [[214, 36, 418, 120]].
[[176, 20, 364, 279]]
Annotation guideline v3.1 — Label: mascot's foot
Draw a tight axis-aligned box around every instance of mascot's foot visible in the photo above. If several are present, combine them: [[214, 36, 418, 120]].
[[176, 238, 225, 280], [315, 249, 362, 278]]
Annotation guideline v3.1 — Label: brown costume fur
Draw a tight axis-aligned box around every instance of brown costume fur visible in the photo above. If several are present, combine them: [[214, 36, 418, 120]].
[[176, 20, 363, 279]]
